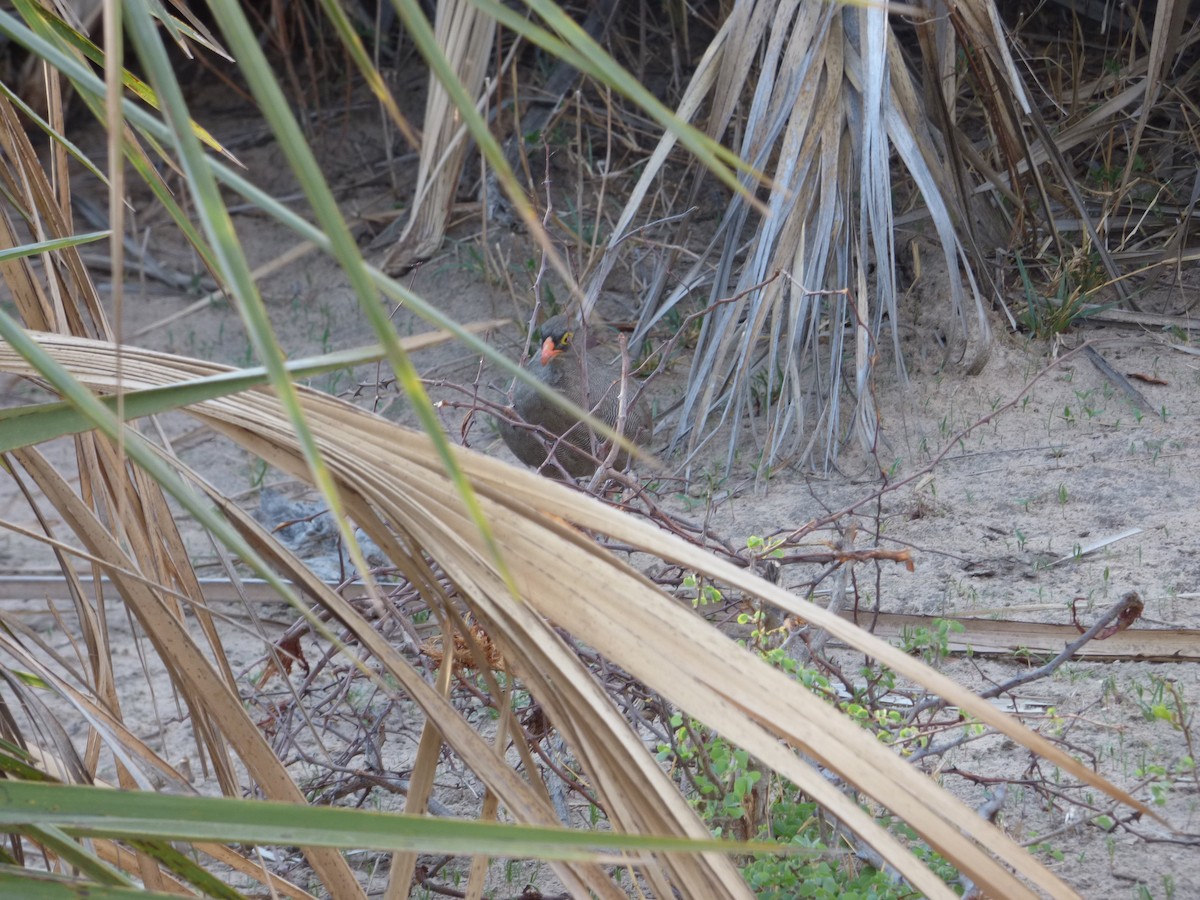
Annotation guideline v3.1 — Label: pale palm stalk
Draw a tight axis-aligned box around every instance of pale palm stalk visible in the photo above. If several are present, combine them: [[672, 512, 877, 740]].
[[380, 0, 496, 272]]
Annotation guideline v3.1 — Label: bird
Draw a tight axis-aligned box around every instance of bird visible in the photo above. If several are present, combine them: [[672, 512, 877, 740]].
[[496, 315, 649, 478]]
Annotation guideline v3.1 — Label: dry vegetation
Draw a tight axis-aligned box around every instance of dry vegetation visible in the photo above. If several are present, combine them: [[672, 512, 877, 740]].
[[0, 1, 1196, 899]]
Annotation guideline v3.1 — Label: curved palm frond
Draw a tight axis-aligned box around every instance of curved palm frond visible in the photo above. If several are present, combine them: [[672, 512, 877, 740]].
[[0, 334, 1159, 898]]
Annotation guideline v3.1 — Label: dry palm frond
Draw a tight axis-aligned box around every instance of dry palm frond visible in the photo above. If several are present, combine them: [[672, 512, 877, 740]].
[[0, 42, 366, 895], [593, 1, 998, 477], [597, 0, 1200, 474], [378, 0, 497, 271], [1, 334, 1162, 899]]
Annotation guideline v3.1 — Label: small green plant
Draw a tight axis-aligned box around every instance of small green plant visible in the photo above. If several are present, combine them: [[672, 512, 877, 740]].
[[1132, 676, 1189, 730], [656, 715, 758, 831], [899, 618, 965, 667], [749, 450, 776, 481], [1014, 251, 1108, 338], [1011, 646, 1054, 666], [659, 714, 954, 897], [682, 573, 724, 607], [1027, 837, 1065, 862], [746, 534, 786, 572], [652, 604, 966, 896], [751, 365, 786, 413], [248, 458, 268, 487]]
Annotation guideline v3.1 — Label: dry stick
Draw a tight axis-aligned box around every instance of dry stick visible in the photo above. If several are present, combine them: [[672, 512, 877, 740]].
[[1014, 800, 1105, 850], [567, 208, 708, 477], [519, 143, 559, 350], [585, 86, 613, 274], [1080, 299, 1200, 332], [801, 524, 856, 663], [524, 731, 602, 810], [974, 591, 1143, 700], [458, 357, 486, 444], [1082, 344, 1156, 413], [576, 182, 697, 324], [311, 771, 457, 818], [952, 784, 1008, 900], [594, 268, 788, 461], [1162, 679, 1198, 786], [594, 467, 741, 557], [904, 592, 1144, 760]]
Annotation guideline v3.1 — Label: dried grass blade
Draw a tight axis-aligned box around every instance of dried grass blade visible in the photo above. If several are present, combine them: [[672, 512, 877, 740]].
[[1049, 527, 1144, 566], [8, 443, 366, 898]]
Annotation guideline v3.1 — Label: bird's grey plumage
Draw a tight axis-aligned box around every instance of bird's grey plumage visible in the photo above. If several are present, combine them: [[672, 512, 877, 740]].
[[497, 315, 649, 478]]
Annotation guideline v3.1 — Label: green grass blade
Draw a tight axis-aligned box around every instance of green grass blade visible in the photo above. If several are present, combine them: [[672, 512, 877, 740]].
[[124, 838, 247, 900], [0, 869, 185, 900], [205, 0, 519, 591], [313, 0, 418, 147], [0, 82, 107, 183], [0, 780, 783, 859], [0, 231, 109, 263], [16, 824, 133, 887], [122, 0, 389, 603], [12, 0, 232, 159], [0, 343, 388, 452]]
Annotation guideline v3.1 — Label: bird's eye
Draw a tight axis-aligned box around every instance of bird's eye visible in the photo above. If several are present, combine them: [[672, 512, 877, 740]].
[[560, 331, 573, 347]]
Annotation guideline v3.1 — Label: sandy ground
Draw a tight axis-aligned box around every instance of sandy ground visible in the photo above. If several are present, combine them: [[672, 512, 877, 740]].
[[1, 87, 1198, 898]]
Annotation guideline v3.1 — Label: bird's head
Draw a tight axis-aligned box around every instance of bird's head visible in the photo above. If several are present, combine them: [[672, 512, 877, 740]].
[[537, 316, 575, 366]]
